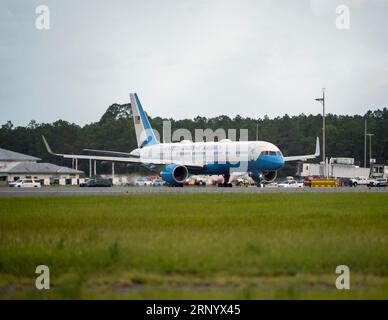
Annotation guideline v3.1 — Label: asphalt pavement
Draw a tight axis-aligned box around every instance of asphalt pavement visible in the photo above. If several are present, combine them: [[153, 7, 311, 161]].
[[0, 185, 387, 197]]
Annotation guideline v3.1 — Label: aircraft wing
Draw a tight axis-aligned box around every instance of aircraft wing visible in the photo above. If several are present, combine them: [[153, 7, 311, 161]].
[[42, 136, 145, 163], [42, 136, 204, 167], [82, 148, 138, 157], [283, 137, 320, 162]]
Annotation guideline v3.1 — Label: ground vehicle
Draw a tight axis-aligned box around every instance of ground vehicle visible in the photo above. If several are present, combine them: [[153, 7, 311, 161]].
[[9, 179, 41, 188], [235, 177, 256, 187], [350, 177, 370, 187], [278, 180, 304, 188], [80, 178, 112, 187], [266, 182, 278, 188], [368, 178, 387, 187], [235, 178, 249, 187], [134, 177, 153, 186], [194, 177, 206, 186], [152, 179, 166, 187]]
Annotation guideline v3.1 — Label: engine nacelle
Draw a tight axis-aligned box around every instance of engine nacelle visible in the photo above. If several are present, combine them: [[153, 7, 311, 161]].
[[249, 171, 278, 184], [262, 171, 277, 183], [160, 164, 189, 186]]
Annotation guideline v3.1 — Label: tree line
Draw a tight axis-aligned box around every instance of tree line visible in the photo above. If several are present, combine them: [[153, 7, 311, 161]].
[[1, 104, 387, 176]]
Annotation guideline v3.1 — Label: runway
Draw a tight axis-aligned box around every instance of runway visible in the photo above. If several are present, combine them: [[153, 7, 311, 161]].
[[0, 185, 387, 197]]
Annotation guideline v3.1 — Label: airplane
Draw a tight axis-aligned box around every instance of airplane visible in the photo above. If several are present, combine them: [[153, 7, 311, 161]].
[[42, 93, 320, 187]]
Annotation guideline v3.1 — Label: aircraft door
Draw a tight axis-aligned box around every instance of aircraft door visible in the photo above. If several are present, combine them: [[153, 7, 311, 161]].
[[249, 148, 256, 161]]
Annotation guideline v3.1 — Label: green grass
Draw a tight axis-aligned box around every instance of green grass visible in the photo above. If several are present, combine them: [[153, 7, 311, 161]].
[[1, 193, 388, 299]]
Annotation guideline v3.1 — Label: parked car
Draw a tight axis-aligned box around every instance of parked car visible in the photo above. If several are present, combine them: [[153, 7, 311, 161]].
[[80, 178, 112, 187], [152, 179, 166, 187], [368, 178, 387, 187], [266, 182, 278, 188], [350, 177, 370, 187], [134, 177, 153, 186], [278, 180, 304, 188], [194, 178, 206, 186], [9, 179, 41, 188], [235, 178, 250, 187], [338, 178, 353, 187]]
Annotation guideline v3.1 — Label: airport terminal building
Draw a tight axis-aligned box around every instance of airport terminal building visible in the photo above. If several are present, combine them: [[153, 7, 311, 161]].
[[299, 157, 388, 179], [0, 148, 84, 185]]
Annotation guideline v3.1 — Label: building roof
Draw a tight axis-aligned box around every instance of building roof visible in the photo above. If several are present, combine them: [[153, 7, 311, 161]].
[[0, 148, 41, 161], [6, 162, 83, 175]]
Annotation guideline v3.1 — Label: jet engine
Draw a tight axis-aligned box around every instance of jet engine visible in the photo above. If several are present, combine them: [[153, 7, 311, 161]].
[[249, 170, 278, 184], [262, 171, 277, 183], [160, 164, 189, 186]]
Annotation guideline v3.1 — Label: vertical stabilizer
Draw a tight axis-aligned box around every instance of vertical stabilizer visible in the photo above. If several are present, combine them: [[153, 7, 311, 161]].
[[130, 93, 159, 148]]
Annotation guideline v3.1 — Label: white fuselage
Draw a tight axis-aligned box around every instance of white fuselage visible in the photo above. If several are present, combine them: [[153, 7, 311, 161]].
[[131, 140, 283, 168]]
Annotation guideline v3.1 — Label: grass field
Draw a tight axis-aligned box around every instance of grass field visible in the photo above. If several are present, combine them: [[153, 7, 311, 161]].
[[1, 193, 388, 299]]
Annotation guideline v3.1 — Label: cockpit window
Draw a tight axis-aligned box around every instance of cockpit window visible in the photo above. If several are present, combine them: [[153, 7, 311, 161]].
[[261, 151, 282, 156], [262, 151, 282, 156]]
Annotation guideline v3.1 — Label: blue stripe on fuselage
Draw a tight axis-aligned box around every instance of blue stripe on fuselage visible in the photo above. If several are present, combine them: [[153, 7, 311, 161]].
[[196, 154, 284, 175]]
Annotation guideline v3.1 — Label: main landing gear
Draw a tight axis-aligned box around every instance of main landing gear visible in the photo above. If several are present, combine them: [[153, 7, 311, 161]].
[[218, 174, 233, 188]]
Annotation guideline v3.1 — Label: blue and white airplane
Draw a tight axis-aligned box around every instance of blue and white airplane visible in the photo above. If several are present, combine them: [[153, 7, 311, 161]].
[[43, 93, 320, 186]]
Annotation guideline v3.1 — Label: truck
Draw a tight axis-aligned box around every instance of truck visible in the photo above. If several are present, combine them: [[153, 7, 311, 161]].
[[350, 177, 370, 187], [278, 179, 304, 188]]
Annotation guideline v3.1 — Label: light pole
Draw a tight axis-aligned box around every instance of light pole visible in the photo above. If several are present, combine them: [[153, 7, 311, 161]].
[[256, 122, 259, 141], [366, 133, 374, 166], [315, 88, 326, 177], [364, 120, 367, 168]]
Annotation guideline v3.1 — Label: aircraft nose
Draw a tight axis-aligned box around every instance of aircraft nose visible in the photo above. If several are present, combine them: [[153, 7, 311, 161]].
[[257, 153, 284, 171], [276, 155, 284, 169]]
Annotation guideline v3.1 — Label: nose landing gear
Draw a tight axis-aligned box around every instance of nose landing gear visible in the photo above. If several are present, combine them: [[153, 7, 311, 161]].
[[249, 171, 264, 187]]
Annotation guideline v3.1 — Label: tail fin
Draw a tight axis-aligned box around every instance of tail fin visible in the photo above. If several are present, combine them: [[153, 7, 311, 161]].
[[130, 93, 159, 148]]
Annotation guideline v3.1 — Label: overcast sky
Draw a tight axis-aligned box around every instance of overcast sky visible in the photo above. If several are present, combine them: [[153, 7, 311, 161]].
[[1, 0, 387, 126]]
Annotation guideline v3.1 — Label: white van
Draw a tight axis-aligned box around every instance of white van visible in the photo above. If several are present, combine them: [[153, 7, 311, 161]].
[[9, 179, 41, 188]]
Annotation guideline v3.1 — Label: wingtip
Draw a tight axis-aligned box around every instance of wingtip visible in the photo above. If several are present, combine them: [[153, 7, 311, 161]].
[[315, 137, 320, 156], [42, 135, 54, 155]]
